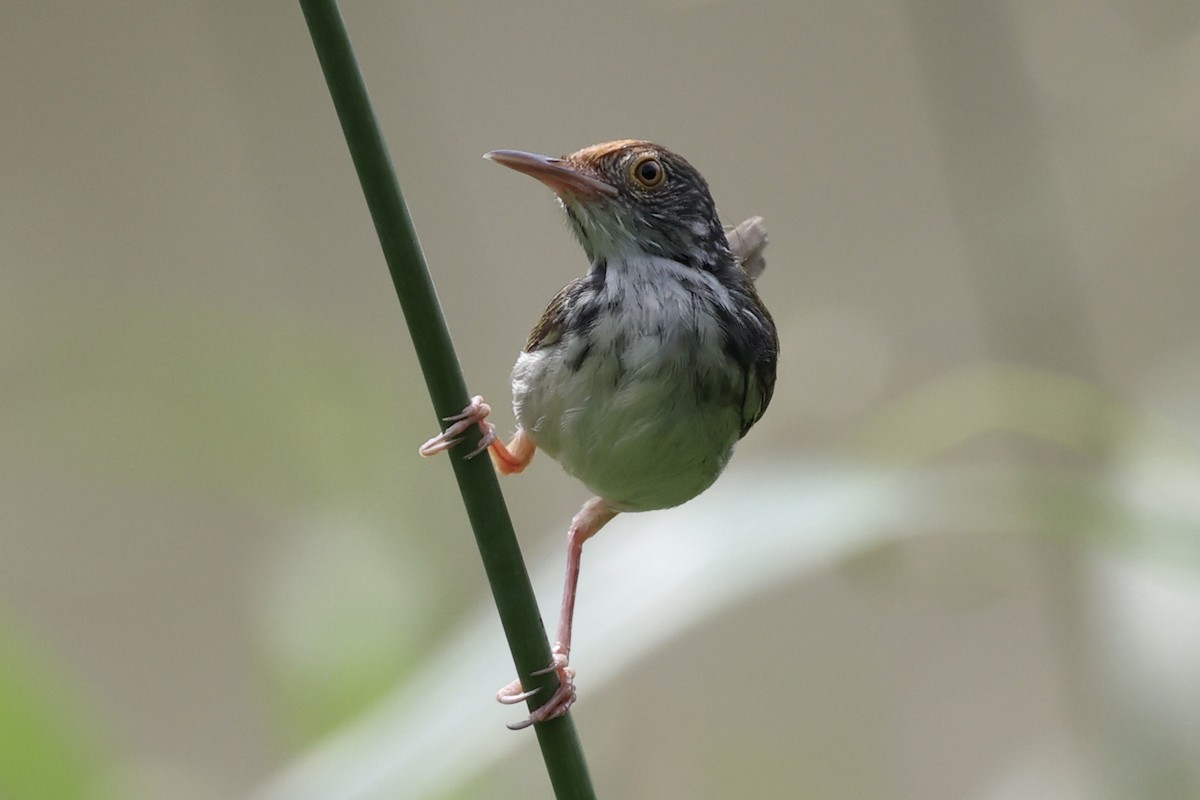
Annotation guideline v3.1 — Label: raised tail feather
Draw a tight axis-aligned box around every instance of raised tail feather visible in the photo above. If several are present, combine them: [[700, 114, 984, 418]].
[[725, 216, 768, 281]]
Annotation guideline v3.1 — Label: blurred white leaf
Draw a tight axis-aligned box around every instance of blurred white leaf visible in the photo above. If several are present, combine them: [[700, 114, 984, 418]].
[[253, 459, 1199, 800]]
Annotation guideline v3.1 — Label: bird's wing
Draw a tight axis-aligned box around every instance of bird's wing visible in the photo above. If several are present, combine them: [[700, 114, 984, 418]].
[[741, 349, 778, 437], [733, 279, 779, 438], [726, 216, 776, 435], [523, 278, 579, 352], [725, 216, 768, 281]]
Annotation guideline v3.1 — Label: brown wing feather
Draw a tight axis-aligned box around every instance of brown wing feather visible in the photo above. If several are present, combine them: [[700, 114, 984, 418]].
[[524, 279, 579, 352]]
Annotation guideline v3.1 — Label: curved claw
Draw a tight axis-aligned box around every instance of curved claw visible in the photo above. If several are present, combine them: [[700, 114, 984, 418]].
[[418, 396, 493, 457], [506, 675, 576, 731], [443, 398, 491, 424], [496, 682, 540, 705], [463, 424, 497, 459], [496, 649, 576, 730], [530, 651, 570, 676]]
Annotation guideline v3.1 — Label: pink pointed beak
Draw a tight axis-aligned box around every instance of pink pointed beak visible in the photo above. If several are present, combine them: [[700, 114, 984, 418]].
[[485, 149, 618, 199]]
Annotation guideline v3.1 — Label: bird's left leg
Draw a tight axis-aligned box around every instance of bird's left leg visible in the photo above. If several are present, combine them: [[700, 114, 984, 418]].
[[498, 496, 618, 729], [418, 395, 536, 474]]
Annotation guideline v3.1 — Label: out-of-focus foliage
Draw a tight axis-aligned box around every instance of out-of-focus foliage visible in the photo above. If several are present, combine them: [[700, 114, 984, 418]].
[[0, 621, 112, 800]]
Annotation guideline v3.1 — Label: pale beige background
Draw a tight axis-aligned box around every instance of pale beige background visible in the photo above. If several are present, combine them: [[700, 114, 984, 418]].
[[2, 1, 1198, 799]]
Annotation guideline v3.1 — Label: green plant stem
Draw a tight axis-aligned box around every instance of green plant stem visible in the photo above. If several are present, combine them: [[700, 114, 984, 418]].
[[298, 2, 597, 797]]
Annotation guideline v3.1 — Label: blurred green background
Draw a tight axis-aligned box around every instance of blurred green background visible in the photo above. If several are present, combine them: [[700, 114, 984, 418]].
[[2, 1, 1198, 798]]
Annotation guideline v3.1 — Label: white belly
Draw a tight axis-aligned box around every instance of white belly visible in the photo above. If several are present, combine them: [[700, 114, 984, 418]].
[[510, 259, 745, 512], [513, 346, 741, 511]]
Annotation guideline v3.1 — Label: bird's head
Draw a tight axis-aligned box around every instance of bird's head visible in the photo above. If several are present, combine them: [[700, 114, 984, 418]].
[[486, 140, 733, 272]]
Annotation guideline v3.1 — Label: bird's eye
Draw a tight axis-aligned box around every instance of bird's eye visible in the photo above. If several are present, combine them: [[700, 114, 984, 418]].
[[631, 156, 665, 189]]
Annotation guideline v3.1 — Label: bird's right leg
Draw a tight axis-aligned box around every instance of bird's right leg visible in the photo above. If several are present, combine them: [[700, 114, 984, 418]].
[[497, 497, 618, 729], [418, 395, 535, 474]]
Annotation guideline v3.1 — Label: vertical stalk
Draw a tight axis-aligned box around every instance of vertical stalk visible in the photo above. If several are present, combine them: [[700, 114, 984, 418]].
[[298, 2, 597, 797]]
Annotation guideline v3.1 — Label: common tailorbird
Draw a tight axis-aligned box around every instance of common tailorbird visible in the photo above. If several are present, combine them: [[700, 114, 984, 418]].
[[421, 140, 778, 729]]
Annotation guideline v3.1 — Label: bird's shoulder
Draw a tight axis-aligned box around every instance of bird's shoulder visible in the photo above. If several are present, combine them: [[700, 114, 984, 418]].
[[524, 275, 591, 352]]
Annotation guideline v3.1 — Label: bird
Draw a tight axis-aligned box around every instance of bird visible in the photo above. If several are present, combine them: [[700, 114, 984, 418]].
[[420, 140, 778, 729]]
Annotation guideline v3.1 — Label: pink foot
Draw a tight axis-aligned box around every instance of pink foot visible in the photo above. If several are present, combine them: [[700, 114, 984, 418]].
[[496, 645, 576, 730], [418, 395, 496, 459]]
